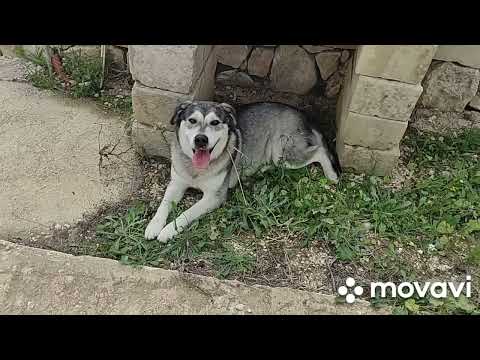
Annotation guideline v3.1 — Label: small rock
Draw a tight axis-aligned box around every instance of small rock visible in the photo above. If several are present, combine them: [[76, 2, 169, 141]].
[[235, 304, 245, 311], [217, 45, 251, 68], [216, 70, 254, 88], [315, 51, 341, 80], [419, 61, 480, 112], [54, 224, 62, 230]]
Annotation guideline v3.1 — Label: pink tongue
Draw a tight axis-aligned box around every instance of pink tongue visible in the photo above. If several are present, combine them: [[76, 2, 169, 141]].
[[192, 149, 211, 169]]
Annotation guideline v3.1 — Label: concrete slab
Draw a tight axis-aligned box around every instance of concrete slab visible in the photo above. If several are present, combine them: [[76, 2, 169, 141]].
[[0, 240, 389, 315], [0, 57, 142, 237]]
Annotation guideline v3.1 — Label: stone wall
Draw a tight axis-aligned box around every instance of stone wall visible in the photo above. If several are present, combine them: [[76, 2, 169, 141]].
[[129, 46, 217, 158], [6, 44, 480, 177], [335, 45, 438, 175], [411, 45, 480, 133], [214, 45, 354, 99]]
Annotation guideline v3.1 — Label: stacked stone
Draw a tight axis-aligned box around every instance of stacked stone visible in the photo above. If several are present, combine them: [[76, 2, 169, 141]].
[[415, 45, 480, 127], [335, 45, 438, 175], [215, 45, 354, 97], [129, 45, 217, 158]]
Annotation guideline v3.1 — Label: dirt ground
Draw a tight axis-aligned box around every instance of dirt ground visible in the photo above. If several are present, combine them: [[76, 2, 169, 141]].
[[6, 79, 478, 308]]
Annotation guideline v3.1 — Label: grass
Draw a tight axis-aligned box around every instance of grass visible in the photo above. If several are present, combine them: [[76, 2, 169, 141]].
[[92, 127, 480, 314], [22, 47, 133, 116]]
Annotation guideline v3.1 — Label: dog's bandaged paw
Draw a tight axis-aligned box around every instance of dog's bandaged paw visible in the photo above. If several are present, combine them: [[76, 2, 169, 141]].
[[144, 220, 165, 240]]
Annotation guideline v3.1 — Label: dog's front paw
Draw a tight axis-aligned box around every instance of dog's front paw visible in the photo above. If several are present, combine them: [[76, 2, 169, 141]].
[[144, 219, 165, 240], [157, 223, 178, 243]]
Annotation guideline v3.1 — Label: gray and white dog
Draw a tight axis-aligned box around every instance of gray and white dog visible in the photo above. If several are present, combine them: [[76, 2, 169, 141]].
[[145, 101, 339, 242]]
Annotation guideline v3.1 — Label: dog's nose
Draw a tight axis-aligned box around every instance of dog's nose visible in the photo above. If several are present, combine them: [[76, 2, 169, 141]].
[[194, 134, 208, 148]]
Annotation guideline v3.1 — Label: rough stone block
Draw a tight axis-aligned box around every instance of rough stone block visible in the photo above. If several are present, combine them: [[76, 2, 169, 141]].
[[315, 51, 341, 80], [132, 121, 174, 159], [335, 57, 354, 129], [355, 45, 437, 84], [325, 45, 358, 50], [302, 45, 331, 53], [128, 45, 213, 94], [469, 93, 480, 111], [434, 45, 480, 69], [216, 70, 254, 88], [247, 47, 274, 77], [349, 74, 423, 121], [132, 50, 216, 129], [216, 45, 250, 68], [419, 61, 480, 112], [270, 45, 318, 95], [339, 112, 408, 150], [337, 140, 400, 175]]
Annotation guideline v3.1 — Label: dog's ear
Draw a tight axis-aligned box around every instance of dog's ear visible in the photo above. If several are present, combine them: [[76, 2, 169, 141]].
[[170, 101, 193, 126], [219, 103, 237, 129]]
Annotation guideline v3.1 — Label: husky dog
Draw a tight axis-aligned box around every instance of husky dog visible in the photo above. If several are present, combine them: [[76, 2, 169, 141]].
[[145, 101, 339, 242]]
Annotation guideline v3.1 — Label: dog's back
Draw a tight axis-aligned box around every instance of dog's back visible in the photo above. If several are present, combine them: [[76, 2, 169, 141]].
[[235, 102, 329, 176]]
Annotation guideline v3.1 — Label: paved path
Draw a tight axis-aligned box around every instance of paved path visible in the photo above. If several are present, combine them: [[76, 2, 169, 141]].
[[0, 56, 389, 315], [0, 57, 141, 237]]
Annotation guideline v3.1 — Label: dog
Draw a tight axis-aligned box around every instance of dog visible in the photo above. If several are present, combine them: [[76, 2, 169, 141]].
[[145, 101, 340, 242]]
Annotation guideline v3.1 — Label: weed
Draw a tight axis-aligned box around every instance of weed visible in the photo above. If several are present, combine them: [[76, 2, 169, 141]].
[[23, 47, 132, 116], [94, 127, 480, 313]]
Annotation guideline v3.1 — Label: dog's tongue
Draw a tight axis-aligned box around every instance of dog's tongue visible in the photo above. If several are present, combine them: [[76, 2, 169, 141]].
[[192, 149, 211, 169]]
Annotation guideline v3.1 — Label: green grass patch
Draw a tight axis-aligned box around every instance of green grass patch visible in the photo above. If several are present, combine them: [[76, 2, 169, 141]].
[[94, 126, 480, 313], [23, 47, 132, 116]]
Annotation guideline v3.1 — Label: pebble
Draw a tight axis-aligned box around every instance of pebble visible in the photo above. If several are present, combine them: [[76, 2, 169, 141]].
[[235, 304, 245, 311], [54, 224, 62, 230]]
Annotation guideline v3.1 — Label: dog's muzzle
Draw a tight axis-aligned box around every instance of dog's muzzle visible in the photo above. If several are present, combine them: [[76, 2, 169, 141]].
[[194, 134, 208, 149]]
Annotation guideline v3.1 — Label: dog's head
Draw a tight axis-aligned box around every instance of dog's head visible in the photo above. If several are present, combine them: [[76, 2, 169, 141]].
[[170, 101, 237, 170]]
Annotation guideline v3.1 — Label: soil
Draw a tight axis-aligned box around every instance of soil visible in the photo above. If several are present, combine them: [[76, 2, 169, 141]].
[[7, 75, 478, 305]]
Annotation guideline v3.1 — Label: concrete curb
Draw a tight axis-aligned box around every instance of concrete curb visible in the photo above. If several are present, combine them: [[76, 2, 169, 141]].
[[0, 240, 390, 315]]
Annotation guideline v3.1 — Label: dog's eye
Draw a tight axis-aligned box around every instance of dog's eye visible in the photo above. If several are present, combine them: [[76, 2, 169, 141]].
[[210, 120, 220, 126], [188, 118, 197, 125]]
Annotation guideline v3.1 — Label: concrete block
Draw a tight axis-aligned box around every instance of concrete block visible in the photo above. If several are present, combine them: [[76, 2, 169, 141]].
[[132, 50, 216, 129], [355, 45, 437, 84], [434, 45, 480, 69], [349, 74, 423, 121], [128, 45, 213, 94], [132, 120, 174, 159], [335, 57, 353, 129], [339, 112, 408, 150], [337, 140, 400, 175]]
